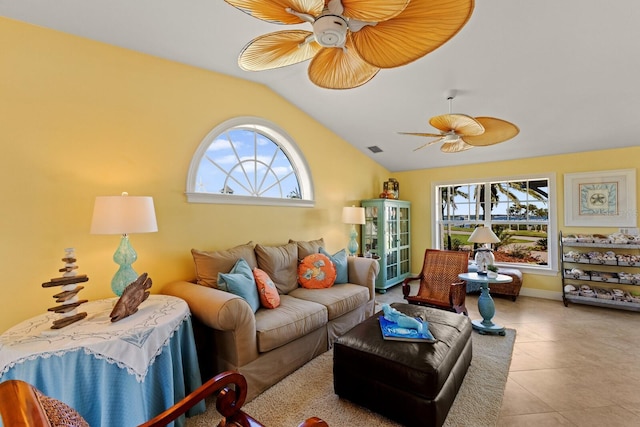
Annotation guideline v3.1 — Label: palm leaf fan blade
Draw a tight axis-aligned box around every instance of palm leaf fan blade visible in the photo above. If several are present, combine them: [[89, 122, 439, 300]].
[[429, 114, 484, 135], [225, 0, 324, 24], [462, 117, 520, 146], [351, 0, 474, 69], [398, 132, 444, 138], [238, 31, 321, 71], [337, 0, 409, 22], [412, 137, 444, 151], [308, 37, 379, 89], [441, 139, 473, 153]]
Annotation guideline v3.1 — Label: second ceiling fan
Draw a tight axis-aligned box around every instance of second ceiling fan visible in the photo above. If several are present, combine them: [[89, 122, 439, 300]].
[[400, 95, 520, 153]]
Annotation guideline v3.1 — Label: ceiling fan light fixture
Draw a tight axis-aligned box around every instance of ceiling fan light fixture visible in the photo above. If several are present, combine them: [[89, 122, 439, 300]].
[[313, 14, 348, 47], [442, 132, 461, 143]]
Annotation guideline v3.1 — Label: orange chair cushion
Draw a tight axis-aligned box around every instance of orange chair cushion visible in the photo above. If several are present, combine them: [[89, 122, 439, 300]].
[[253, 268, 281, 309], [297, 254, 336, 289]]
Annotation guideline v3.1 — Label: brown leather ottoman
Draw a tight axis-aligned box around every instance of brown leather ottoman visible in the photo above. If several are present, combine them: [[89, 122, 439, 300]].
[[333, 303, 472, 427]]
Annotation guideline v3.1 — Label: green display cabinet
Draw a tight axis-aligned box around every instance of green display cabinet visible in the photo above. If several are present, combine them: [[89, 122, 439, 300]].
[[361, 199, 411, 293]]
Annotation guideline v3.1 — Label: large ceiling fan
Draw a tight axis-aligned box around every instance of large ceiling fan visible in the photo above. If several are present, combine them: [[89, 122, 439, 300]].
[[224, 0, 474, 89], [400, 94, 520, 153]]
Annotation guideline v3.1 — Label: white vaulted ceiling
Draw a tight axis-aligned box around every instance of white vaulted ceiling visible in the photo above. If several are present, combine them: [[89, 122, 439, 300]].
[[2, 0, 639, 172]]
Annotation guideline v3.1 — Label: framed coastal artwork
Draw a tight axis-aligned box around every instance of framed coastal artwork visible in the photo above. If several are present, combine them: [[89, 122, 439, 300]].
[[564, 169, 636, 227]]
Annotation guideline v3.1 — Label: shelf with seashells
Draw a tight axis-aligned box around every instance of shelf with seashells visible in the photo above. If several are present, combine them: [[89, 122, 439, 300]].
[[41, 248, 90, 329], [560, 232, 640, 312]]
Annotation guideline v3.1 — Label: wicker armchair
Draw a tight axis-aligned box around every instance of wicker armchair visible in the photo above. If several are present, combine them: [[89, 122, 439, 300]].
[[402, 249, 469, 315], [0, 372, 328, 427]]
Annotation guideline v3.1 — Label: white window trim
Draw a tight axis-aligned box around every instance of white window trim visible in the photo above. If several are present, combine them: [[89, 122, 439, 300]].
[[186, 116, 315, 207], [431, 172, 558, 275]]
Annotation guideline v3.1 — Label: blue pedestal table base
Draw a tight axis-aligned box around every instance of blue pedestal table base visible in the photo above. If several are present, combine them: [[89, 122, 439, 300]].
[[458, 272, 511, 337], [472, 282, 506, 336]]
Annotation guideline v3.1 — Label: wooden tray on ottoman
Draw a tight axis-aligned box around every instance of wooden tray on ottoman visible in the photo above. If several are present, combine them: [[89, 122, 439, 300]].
[[333, 303, 472, 427]]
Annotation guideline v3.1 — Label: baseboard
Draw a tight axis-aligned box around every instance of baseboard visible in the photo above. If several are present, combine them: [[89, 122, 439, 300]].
[[519, 287, 563, 301]]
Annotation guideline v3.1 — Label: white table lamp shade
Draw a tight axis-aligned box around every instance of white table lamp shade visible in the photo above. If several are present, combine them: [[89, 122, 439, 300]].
[[342, 206, 365, 225], [91, 195, 158, 235], [468, 226, 500, 244]]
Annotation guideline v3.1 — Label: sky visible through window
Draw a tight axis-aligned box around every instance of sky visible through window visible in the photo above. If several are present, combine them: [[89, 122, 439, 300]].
[[442, 179, 549, 222], [195, 128, 300, 198]]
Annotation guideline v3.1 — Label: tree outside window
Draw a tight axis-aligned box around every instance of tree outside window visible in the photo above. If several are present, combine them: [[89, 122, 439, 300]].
[[435, 176, 555, 271]]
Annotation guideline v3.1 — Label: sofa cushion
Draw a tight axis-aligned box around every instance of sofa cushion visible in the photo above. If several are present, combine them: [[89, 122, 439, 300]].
[[288, 283, 369, 321], [319, 247, 348, 284], [218, 258, 260, 313], [289, 238, 325, 259], [255, 243, 299, 294], [298, 253, 336, 289], [254, 295, 327, 353], [191, 242, 257, 288], [253, 268, 281, 309]]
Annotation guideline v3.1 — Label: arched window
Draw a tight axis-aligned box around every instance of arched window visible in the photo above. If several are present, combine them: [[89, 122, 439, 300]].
[[186, 117, 314, 207]]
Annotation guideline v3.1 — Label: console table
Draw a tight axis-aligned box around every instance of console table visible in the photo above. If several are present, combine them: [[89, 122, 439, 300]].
[[458, 272, 512, 336], [0, 295, 204, 427]]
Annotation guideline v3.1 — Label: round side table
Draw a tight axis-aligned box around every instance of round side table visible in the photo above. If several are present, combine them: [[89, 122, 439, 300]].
[[458, 272, 513, 336]]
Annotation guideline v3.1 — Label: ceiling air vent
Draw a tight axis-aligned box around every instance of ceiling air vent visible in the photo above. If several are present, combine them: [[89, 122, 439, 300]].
[[367, 146, 383, 153]]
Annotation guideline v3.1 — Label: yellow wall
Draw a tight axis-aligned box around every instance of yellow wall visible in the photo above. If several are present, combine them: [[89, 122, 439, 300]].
[[2, 17, 638, 332], [0, 18, 389, 332], [395, 147, 640, 296]]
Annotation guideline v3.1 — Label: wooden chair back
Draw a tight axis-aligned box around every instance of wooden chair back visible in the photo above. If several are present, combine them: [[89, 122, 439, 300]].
[[416, 249, 469, 299], [403, 249, 469, 314], [0, 379, 88, 427], [1, 372, 329, 427]]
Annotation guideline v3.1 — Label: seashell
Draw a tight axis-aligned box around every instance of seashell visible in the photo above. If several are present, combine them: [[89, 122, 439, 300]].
[[570, 268, 585, 278]]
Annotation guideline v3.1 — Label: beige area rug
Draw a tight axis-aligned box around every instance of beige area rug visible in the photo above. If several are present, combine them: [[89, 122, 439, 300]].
[[187, 287, 515, 427]]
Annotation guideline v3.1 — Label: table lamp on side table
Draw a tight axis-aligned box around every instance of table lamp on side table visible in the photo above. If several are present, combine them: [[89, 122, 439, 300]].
[[468, 225, 500, 274], [90, 192, 158, 296], [342, 206, 365, 257]]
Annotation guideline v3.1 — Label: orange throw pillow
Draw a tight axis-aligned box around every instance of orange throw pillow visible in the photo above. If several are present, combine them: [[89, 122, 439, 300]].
[[298, 253, 337, 289], [253, 268, 281, 309]]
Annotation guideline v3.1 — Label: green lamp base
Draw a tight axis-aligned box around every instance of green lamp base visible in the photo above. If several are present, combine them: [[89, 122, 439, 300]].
[[347, 225, 359, 257], [111, 235, 139, 296]]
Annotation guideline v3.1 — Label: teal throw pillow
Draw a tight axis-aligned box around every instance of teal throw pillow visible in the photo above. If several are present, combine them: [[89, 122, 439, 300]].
[[319, 247, 348, 284], [218, 258, 260, 313]]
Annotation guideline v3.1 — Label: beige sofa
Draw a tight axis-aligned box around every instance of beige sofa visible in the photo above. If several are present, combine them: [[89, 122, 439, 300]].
[[161, 239, 379, 401]]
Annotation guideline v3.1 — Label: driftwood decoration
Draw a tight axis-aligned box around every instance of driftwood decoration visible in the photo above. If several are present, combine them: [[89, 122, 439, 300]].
[[110, 273, 152, 322], [41, 248, 89, 329]]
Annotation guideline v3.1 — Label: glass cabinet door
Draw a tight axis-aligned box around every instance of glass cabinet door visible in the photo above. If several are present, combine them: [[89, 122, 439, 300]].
[[398, 206, 410, 276], [363, 206, 378, 256], [385, 205, 399, 283], [361, 199, 411, 292]]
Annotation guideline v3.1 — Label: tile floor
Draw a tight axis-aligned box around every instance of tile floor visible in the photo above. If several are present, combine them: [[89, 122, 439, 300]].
[[465, 293, 640, 426]]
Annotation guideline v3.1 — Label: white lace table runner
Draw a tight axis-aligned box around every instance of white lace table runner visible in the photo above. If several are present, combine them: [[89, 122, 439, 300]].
[[0, 295, 189, 382]]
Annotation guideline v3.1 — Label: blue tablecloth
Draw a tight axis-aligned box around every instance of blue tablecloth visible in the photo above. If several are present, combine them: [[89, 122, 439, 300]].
[[0, 296, 204, 427]]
